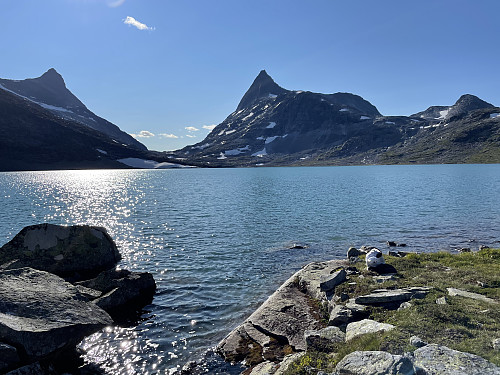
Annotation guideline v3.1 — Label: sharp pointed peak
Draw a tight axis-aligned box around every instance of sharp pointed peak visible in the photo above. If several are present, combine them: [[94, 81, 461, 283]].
[[236, 70, 288, 110], [37, 68, 66, 88]]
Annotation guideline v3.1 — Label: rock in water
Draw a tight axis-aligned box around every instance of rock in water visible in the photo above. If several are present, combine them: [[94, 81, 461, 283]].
[[77, 268, 156, 319], [0, 267, 112, 360], [0, 223, 121, 281]]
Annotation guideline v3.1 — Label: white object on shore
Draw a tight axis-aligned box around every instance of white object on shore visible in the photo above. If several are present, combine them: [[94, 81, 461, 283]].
[[366, 248, 385, 269]]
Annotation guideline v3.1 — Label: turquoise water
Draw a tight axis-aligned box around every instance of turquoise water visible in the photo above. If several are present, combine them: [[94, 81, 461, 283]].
[[1, 164, 499, 374]]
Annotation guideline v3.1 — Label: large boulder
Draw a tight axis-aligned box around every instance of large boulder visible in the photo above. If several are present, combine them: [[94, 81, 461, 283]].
[[412, 344, 500, 374], [0, 267, 112, 361], [335, 351, 415, 375], [0, 342, 20, 372], [77, 269, 156, 319], [0, 224, 121, 281], [345, 319, 395, 342]]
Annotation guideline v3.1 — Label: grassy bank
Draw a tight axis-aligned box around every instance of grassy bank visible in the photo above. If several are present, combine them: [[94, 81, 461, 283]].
[[284, 248, 500, 374]]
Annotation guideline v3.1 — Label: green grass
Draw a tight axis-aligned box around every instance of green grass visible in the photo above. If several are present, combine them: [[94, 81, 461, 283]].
[[283, 248, 500, 374]]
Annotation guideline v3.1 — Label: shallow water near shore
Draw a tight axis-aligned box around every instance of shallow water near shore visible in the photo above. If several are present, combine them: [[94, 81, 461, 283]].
[[1, 164, 500, 374]]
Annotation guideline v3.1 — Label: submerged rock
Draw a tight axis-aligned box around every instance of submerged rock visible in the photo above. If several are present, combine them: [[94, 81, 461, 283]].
[[77, 268, 156, 319], [0, 267, 112, 361], [413, 344, 500, 374], [0, 223, 121, 281]]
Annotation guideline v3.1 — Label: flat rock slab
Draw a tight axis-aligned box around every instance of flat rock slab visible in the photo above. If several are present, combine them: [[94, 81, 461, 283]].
[[413, 344, 500, 375], [335, 350, 415, 375], [0, 267, 112, 360], [319, 268, 346, 292], [345, 319, 395, 342], [355, 287, 432, 305], [447, 287, 498, 304], [0, 224, 121, 281]]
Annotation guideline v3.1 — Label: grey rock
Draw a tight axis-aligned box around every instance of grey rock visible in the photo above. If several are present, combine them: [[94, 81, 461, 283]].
[[436, 296, 447, 305], [319, 268, 346, 292], [329, 301, 368, 326], [447, 287, 498, 304], [274, 353, 306, 375], [0, 342, 20, 372], [0, 267, 112, 360], [347, 247, 360, 258], [5, 362, 54, 375], [413, 344, 500, 374], [373, 274, 397, 283], [0, 224, 121, 281], [218, 260, 347, 365], [335, 350, 415, 375], [78, 268, 156, 318], [345, 319, 395, 341], [249, 361, 277, 375], [492, 338, 500, 350], [305, 326, 345, 352], [398, 301, 412, 310], [75, 285, 102, 300], [388, 250, 413, 257], [409, 335, 428, 348], [355, 287, 431, 305]]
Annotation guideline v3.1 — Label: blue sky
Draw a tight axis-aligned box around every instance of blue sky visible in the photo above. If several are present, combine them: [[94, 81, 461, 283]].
[[1, 0, 499, 151]]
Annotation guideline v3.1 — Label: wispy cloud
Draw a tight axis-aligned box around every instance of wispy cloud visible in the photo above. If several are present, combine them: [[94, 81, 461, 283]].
[[107, 0, 125, 7], [185, 126, 199, 132], [202, 124, 217, 131], [124, 16, 154, 31], [159, 133, 179, 139], [131, 130, 155, 138], [186, 134, 197, 138]]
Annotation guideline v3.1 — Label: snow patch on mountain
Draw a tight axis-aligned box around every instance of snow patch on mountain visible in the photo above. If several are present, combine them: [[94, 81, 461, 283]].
[[490, 113, 500, 118], [266, 122, 276, 129], [118, 158, 189, 169]]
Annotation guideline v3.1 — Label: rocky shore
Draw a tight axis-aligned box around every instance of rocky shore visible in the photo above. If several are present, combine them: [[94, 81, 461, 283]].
[[0, 224, 156, 374], [216, 246, 500, 375]]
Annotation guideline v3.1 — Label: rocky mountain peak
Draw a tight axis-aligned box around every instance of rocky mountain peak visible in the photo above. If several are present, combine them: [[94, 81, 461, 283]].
[[38, 68, 66, 88], [236, 70, 289, 110], [447, 94, 494, 120]]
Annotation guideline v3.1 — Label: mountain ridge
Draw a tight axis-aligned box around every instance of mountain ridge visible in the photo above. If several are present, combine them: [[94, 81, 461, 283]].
[[174, 70, 500, 167], [0, 69, 146, 150]]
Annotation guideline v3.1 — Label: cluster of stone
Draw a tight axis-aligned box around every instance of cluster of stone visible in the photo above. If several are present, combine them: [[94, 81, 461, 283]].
[[215, 245, 500, 375], [0, 224, 156, 374]]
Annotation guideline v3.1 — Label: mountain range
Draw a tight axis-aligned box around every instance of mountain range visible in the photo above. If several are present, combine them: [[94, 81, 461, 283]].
[[1, 69, 499, 171], [175, 70, 500, 167]]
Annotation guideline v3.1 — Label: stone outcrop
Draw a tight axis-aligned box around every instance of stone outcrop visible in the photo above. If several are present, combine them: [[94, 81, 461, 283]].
[[345, 319, 395, 342], [0, 267, 112, 362], [412, 344, 500, 374], [304, 326, 345, 352], [77, 268, 156, 319], [354, 287, 432, 306], [335, 351, 415, 375], [0, 224, 121, 281], [217, 260, 348, 365], [447, 287, 498, 304]]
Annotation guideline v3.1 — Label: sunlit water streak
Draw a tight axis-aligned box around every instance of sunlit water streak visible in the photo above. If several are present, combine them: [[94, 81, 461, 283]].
[[1, 165, 500, 374]]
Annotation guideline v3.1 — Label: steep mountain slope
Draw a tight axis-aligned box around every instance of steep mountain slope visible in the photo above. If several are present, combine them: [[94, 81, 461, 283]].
[[177, 71, 384, 165], [0, 69, 146, 150], [0, 88, 145, 171], [175, 71, 499, 167]]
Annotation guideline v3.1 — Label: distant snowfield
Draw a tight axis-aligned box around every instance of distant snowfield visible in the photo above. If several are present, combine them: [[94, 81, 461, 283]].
[[437, 108, 450, 120], [117, 158, 192, 169], [266, 122, 277, 129], [0, 83, 73, 113], [490, 113, 500, 118], [360, 116, 371, 120]]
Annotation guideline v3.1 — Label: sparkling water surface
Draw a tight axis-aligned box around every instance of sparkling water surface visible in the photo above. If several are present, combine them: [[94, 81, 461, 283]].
[[1, 165, 500, 374]]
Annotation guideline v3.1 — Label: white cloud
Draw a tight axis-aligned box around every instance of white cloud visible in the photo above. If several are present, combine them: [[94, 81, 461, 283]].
[[159, 133, 179, 139], [131, 130, 155, 138], [186, 134, 197, 138], [202, 124, 217, 131], [185, 126, 199, 132], [124, 16, 154, 31], [107, 0, 125, 7]]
